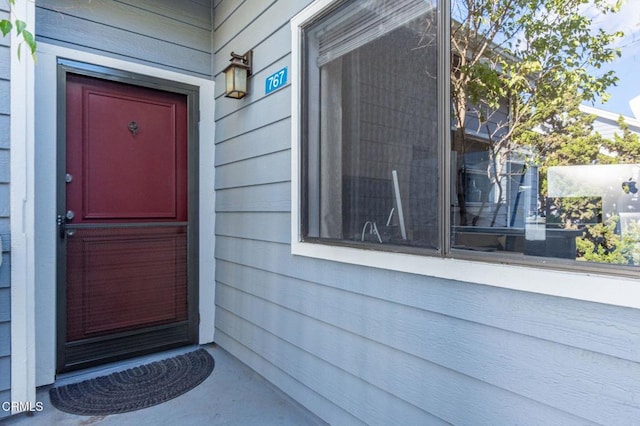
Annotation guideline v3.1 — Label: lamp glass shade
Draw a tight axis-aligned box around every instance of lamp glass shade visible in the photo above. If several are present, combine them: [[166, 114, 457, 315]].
[[224, 65, 248, 99]]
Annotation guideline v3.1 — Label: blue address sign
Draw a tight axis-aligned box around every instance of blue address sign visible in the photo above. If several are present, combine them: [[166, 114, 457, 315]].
[[265, 67, 288, 95]]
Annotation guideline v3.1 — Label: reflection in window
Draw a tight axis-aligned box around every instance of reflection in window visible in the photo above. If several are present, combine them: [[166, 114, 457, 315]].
[[450, 0, 640, 266], [298, 0, 640, 270], [302, 0, 439, 249]]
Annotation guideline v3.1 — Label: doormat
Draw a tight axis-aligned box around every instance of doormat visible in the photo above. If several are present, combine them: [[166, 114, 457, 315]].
[[49, 348, 214, 416]]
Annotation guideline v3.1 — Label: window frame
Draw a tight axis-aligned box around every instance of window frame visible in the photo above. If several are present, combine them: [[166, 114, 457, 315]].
[[290, 0, 640, 309]]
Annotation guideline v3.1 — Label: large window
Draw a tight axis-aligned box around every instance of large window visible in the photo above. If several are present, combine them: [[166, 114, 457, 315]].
[[297, 0, 640, 272], [449, 0, 640, 268], [302, 0, 440, 250]]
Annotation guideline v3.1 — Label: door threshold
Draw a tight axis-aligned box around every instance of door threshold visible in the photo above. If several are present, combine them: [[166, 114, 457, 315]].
[[53, 344, 201, 387]]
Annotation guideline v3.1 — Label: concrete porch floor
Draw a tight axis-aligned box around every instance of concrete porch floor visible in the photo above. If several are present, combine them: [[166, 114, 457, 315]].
[[1, 344, 327, 426]]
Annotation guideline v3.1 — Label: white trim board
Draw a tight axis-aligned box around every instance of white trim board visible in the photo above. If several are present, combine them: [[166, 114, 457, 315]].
[[290, 0, 640, 311], [33, 43, 216, 386], [10, 0, 36, 415]]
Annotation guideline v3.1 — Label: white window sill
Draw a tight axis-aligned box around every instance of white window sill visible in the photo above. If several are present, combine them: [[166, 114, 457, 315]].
[[291, 241, 640, 309]]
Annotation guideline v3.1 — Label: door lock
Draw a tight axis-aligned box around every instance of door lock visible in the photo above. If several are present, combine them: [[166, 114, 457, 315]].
[[57, 215, 66, 239], [58, 211, 76, 239]]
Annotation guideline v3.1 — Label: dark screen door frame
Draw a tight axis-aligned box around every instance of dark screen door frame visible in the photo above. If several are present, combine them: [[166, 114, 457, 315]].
[[55, 59, 200, 372]]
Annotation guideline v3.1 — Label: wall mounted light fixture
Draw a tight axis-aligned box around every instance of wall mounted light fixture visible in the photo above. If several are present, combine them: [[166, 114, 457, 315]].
[[223, 50, 253, 99]]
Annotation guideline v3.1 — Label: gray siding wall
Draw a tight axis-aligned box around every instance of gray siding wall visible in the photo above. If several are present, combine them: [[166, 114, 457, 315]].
[[212, 1, 640, 425], [36, 0, 214, 78], [0, 0, 11, 418]]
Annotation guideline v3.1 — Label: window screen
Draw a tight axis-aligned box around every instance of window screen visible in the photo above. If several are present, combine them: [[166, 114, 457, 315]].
[[302, 0, 440, 249]]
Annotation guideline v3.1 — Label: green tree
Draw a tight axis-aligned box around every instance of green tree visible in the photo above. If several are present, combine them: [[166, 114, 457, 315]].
[[576, 215, 640, 264], [520, 96, 607, 195], [527, 103, 640, 263], [0, 0, 36, 59], [601, 116, 640, 162], [450, 0, 623, 226]]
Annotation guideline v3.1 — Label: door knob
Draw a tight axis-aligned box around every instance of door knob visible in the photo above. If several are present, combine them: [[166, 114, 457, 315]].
[[58, 211, 76, 239]]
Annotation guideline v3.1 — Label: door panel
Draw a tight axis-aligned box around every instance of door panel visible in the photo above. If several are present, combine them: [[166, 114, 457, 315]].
[[65, 226, 187, 341], [65, 75, 188, 222], [60, 73, 194, 371], [82, 91, 182, 219]]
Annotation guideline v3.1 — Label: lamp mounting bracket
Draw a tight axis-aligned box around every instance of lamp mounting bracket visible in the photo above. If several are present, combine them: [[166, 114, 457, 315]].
[[229, 50, 253, 76]]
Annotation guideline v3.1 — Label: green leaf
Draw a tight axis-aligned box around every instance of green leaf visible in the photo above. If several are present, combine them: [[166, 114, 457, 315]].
[[15, 19, 26, 35], [0, 19, 12, 37], [22, 30, 37, 58]]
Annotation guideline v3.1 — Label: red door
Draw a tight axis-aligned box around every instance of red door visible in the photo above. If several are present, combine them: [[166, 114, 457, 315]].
[[60, 73, 194, 371]]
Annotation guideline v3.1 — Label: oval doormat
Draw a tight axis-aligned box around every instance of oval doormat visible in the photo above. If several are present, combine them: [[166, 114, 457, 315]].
[[49, 348, 214, 416]]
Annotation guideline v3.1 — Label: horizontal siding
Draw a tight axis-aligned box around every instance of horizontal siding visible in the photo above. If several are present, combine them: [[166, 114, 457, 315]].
[[0, 46, 8, 79], [0, 255, 9, 288], [216, 87, 290, 142], [0, 390, 8, 412], [218, 257, 640, 425], [216, 282, 599, 426], [0, 357, 9, 395], [0, 150, 9, 183], [217, 235, 640, 424], [37, 0, 211, 51], [215, 118, 290, 166], [36, 0, 214, 78], [215, 183, 291, 213], [216, 212, 289, 243], [218, 235, 640, 366], [0, 218, 8, 257], [0, 186, 8, 217], [215, 150, 289, 189], [215, 309, 451, 426], [0, 80, 8, 115], [117, 0, 212, 30], [213, 0, 640, 424], [0, 323, 8, 357], [0, 3, 6, 19], [213, 0, 243, 31], [215, 329, 367, 426], [0, 115, 8, 149], [213, 0, 274, 53], [0, 288, 8, 323]]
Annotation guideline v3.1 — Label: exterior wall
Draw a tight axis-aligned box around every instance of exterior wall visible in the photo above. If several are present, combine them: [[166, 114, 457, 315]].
[[0, 0, 11, 417], [213, 1, 640, 425], [36, 0, 213, 78]]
